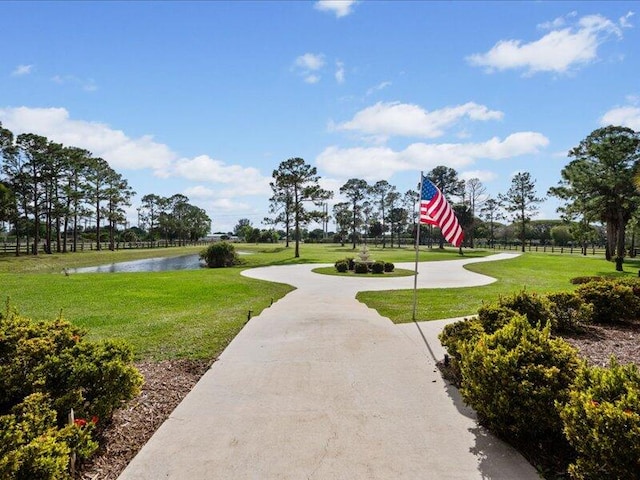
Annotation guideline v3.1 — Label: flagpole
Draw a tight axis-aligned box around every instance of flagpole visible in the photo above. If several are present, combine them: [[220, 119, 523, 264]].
[[412, 172, 423, 322]]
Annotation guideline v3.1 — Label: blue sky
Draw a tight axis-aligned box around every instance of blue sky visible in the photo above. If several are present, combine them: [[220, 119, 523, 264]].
[[1, 1, 639, 233]]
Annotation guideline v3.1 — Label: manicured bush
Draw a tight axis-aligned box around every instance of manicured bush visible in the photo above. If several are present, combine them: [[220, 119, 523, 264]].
[[546, 291, 593, 332], [346, 257, 355, 271], [0, 304, 143, 478], [438, 317, 484, 382], [0, 307, 143, 422], [575, 280, 640, 324], [334, 260, 348, 272], [559, 358, 640, 480], [200, 241, 241, 268], [0, 393, 97, 480], [497, 290, 553, 330], [371, 261, 385, 274], [459, 315, 580, 442], [354, 262, 369, 274], [476, 303, 518, 334], [384, 262, 395, 273]]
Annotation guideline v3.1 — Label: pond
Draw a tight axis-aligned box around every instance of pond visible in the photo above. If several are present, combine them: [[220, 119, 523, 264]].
[[68, 254, 204, 274]]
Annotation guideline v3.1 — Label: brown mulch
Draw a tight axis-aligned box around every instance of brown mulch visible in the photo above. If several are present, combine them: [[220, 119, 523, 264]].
[[76, 359, 212, 480], [562, 322, 640, 367], [76, 323, 640, 480]]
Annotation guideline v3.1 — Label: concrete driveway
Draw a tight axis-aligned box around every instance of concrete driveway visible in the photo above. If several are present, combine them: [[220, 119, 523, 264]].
[[118, 252, 540, 479]]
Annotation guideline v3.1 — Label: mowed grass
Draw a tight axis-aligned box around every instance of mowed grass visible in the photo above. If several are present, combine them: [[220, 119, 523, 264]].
[[3, 243, 638, 360], [1, 268, 293, 360], [357, 252, 640, 323]]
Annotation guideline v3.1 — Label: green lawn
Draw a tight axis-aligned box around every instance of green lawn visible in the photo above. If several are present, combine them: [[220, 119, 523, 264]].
[[2, 243, 637, 360], [356, 252, 640, 323]]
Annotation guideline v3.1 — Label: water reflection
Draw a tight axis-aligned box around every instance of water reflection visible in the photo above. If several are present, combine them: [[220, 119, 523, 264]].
[[69, 254, 204, 274]]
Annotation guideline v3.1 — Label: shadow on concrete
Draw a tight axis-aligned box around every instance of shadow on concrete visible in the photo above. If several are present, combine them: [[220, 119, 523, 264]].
[[410, 319, 439, 362]]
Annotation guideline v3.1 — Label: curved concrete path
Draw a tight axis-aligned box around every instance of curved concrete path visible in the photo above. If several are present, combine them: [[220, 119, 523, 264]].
[[118, 252, 540, 480]]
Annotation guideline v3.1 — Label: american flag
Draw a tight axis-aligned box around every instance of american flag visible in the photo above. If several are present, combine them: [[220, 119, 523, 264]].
[[419, 176, 464, 247]]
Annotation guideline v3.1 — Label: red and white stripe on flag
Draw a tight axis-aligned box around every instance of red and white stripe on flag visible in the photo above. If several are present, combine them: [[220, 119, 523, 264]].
[[419, 176, 464, 247]]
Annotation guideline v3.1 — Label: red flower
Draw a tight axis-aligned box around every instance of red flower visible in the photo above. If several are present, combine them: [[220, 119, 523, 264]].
[[590, 400, 599, 407], [74, 418, 87, 427], [91, 416, 99, 424]]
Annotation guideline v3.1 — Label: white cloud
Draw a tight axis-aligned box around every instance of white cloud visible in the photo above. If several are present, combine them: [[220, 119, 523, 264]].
[[334, 101, 503, 140], [460, 170, 498, 183], [468, 13, 626, 75], [169, 155, 271, 196], [314, 0, 357, 18], [293, 53, 325, 83], [0, 106, 173, 170], [0, 107, 273, 199], [51, 74, 98, 92], [316, 132, 549, 179], [11, 64, 33, 76], [600, 105, 640, 130], [620, 11, 635, 29], [366, 81, 391, 96], [295, 53, 325, 71], [183, 185, 216, 199], [304, 74, 320, 84], [335, 61, 345, 83]]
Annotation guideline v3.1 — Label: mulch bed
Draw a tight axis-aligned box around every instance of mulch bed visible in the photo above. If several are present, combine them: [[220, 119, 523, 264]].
[[76, 359, 212, 480], [76, 323, 640, 480]]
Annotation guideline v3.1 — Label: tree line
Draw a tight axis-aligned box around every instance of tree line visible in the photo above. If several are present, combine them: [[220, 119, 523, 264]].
[[0, 123, 211, 255], [3, 121, 638, 270], [252, 157, 542, 258]]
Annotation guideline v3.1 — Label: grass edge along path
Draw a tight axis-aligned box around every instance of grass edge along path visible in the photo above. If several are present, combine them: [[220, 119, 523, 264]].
[[357, 252, 640, 323]]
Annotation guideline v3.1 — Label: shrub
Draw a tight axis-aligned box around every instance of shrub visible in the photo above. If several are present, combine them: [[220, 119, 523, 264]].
[[476, 303, 518, 334], [0, 393, 98, 480], [575, 280, 640, 324], [559, 358, 640, 480], [371, 261, 385, 274], [346, 258, 355, 271], [438, 318, 484, 382], [546, 291, 593, 333], [0, 305, 142, 478], [354, 262, 369, 274], [570, 276, 604, 285], [459, 315, 580, 442], [614, 277, 640, 297], [0, 307, 143, 422], [44, 340, 143, 421], [384, 262, 395, 272], [497, 290, 553, 330], [334, 260, 348, 273], [200, 241, 241, 268]]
